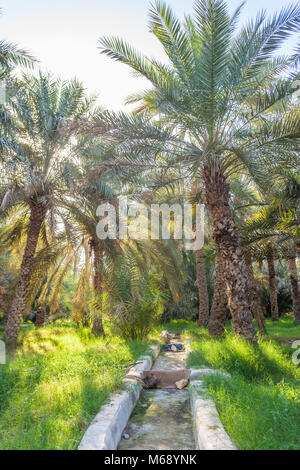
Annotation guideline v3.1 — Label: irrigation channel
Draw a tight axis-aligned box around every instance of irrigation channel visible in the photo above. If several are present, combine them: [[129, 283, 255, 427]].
[[119, 338, 195, 450]]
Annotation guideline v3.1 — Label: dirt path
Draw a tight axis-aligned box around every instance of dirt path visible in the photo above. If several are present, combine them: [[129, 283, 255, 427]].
[[118, 344, 195, 450]]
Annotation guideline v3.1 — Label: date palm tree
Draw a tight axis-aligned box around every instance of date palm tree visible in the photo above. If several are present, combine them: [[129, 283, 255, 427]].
[[195, 248, 209, 327], [0, 11, 35, 156], [266, 243, 280, 321], [96, 0, 300, 340], [66, 182, 184, 335], [244, 174, 300, 324], [64, 182, 119, 336], [288, 240, 300, 325], [0, 34, 34, 76], [1, 72, 95, 346], [0, 201, 77, 326], [208, 252, 228, 336]]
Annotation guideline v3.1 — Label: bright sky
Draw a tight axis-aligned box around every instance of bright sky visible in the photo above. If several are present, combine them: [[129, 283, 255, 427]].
[[0, 0, 299, 110]]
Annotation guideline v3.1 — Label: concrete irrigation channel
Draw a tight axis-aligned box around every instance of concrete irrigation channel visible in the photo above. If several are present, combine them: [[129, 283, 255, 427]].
[[78, 337, 236, 451], [119, 342, 194, 450]]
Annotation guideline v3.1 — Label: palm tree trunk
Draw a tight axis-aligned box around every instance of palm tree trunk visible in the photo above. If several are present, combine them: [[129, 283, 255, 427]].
[[35, 305, 46, 327], [244, 249, 267, 335], [203, 164, 257, 341], [288, 250, 300, 325], [266, 245, 279, 322], [4, 198, 47, 347], [208, 253, 228, 336], [195, 249, 209, 327], [91, 239, 105, 336]]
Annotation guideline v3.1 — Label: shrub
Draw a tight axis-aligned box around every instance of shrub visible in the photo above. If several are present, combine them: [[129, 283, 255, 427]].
[[103, 259, 166, 340]]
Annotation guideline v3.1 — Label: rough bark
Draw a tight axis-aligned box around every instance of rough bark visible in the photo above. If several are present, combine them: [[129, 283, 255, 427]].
[[208, 253, 228, 336], [244, 249, 267, 335], [266, 245, 279, 322], [35, 305, 46, 327], [91, 238, 105, 336], [4, 198, 47, 347], [203, 164, 257, 341], [288, 251, 300, 325], [195, 249, 209, 327]]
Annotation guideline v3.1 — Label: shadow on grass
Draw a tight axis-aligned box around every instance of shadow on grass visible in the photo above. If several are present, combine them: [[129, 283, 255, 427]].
[[186, 318, 300, 450], [202, 373, 300, 450], [188, 334, 299, 383], [266, 317, 300, 338]]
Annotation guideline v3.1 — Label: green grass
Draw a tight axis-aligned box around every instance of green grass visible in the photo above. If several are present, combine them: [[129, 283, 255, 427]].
[[0, 318, 299, 450], [176, 317, 300, 450], [0, 321, 155, 450], [266, 315, 300, 342]]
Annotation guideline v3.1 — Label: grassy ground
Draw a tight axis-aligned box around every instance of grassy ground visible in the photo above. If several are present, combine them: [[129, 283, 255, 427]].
[[0, 321, 157, 450], [0, 317, 299, 450], [166, 317, 300, 450]]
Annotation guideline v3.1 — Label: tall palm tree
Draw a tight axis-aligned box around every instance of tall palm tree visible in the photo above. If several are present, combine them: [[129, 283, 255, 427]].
[[195, 248, 209, 327], [0, 202, 75, 321], [288, 241, 300, 325], [67, 180, 185, 335], [65, 185, 120, 336], [0, 36, 35, 76], [0, 12, 35, 160], [266, 243, 280, 321], [228, 177, 267, 334], [208, 252, 228, 336], [1, 73, 95, 346], [97, 0, 300, 340], [244, 173, 300, 323], [244, 248, 267, 334]]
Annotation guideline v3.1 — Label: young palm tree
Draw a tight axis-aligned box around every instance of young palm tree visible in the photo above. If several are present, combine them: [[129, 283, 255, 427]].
[[97, 0, 300, 340], [1, 73, 95, 346]]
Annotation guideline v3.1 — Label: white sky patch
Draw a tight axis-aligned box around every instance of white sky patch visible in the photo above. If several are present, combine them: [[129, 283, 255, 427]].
[[0, 0, 298, 111]]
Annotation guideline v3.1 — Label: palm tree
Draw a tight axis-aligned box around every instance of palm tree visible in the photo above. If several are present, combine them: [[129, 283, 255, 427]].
[[195, 249, 209, 327], [1, 73, 95, 346], [266, 243, 280, 321], [67, 178, 185, 335], [0, 8, 36, 145], [243, 248, 267, 334], [0, 202, 75, 323], [244, 173, 300, 323], [228, 177, 267, 334], [208, 252, 228, 336], [65, 187, 119, 336], [97, 0, 300, 340], [0, 35, 35, 76], [288, 241, 300, 325]]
